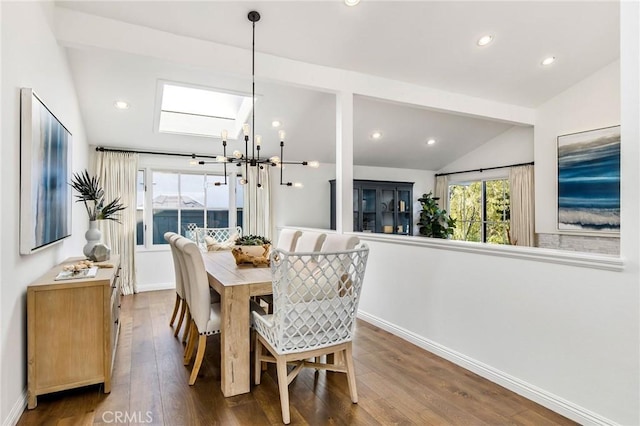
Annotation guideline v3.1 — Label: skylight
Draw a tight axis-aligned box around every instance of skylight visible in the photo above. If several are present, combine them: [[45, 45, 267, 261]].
[[158, 83, 253, 139]]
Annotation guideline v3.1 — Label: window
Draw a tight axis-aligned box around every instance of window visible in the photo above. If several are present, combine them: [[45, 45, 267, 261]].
[[136, 169, 243, 247], [136, 170, 145, 246], [158, 82, 253, 139], [448, 179, 510, 244]]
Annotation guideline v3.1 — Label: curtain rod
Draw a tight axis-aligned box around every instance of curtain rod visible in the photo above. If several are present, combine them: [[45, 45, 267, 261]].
[[434, 161, 534, 177], [95, 146, 219, 160]]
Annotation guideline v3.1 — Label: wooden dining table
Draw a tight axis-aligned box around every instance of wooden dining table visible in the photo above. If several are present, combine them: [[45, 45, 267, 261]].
[[202, 250, 273, 397]]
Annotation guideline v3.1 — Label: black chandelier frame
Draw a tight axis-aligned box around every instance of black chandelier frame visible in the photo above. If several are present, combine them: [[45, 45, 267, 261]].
[[199, 10, 311, 188]]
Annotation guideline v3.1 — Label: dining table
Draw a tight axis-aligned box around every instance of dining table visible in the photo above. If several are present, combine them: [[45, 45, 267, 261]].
[[202, 250, 273, 397]]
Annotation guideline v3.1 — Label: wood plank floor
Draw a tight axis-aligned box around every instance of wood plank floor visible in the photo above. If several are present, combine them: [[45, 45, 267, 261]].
[[18, 290, 576, 425]]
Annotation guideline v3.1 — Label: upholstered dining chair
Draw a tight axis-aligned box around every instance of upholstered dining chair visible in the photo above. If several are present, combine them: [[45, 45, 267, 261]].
[[253, 245, 370, 424], [165, 232, 189, 339], [294, 231, 326, 252], [257, 229, 304, 313], [276, 229, 302, 251], [175, 237, 222, 385], [320, 234, 360, 252]]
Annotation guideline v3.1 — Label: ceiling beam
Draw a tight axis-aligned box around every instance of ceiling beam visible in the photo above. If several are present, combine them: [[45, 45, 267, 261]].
[[54, 7, 535, 126]]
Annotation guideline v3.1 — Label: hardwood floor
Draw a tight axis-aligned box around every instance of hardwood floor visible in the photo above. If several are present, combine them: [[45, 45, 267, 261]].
[[18, 290, 576, 425]]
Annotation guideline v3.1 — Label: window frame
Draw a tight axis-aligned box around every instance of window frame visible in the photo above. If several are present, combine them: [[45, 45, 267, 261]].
[[448, 175, 510, 244], [137, 167, 242, 250]]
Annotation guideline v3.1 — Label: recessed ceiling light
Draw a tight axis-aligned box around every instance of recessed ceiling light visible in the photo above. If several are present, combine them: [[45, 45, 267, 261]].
[[541, 56, 556, 66], [427, 139, 436, 145], [114, 100, 129, 109], [345, 0, 360, 6], [371, 131, 382, 140], [271, 120, 281, 128], [477, 35, 493, 47]]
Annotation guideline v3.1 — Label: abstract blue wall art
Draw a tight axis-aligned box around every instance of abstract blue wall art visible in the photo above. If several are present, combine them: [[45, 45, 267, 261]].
[[20, 88, 72, 254], [557, 125, 620, 233]]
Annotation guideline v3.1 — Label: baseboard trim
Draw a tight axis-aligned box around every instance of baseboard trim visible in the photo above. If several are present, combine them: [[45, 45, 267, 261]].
[[357, 310, 615, 426], [3, 389, 27, 426], [135, 282, 175, 293]]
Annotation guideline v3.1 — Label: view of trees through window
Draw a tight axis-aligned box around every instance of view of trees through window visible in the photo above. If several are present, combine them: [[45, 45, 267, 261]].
[[448, 179, 510, 244], [136, 170, 243, 246]]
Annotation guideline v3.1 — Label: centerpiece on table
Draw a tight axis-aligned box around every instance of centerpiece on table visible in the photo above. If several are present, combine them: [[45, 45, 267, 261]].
[[70, 170, 126, 260], [231, 234, 271, 267]]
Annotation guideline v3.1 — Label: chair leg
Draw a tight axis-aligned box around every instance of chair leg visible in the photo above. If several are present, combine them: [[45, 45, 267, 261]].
[[174, 298, 186, 337], [344, 342, 358, 403], [189, 335, 207, 385], [181, 308, 191, 343], [183, 321, 197, 365], [254, 335, 262, 385], [169, 293, 181, 327], [276, 357, 291, 424]]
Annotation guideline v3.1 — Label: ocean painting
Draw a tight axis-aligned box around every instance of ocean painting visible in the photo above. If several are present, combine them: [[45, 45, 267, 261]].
[[557, 125, 620, 232]]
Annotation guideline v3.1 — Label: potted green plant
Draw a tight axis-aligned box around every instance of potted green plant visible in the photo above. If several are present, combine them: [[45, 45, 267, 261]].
[[70, 170, 126, 257], [232, 234, 271, 265], [417, 192, 456, 239]]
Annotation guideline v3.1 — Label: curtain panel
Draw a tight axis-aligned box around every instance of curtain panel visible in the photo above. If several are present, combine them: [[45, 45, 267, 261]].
[[243, 166, 272, 240], [95, 151, 139, 295], [509, 164, 535, 247], [434, 175, 449, 211]]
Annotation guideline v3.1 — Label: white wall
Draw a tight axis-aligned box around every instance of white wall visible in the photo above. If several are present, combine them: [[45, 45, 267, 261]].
[[356, 235, 638, 425], [0, 3, 89, 424], [438, 125, 534, 174], [270, 163, 434, 236], [354, 23, 638, 426], [535, 60, 620, 235]]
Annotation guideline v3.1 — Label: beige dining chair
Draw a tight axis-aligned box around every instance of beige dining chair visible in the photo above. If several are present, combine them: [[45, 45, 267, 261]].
[[320, 234, 360, 252], [276, 229, 302, 251], [294, 231, 326, 252], [176, 237, 222, 385], [165, 232, 189, 339], [253, 245, 370, 424], [257, 229, 304, 313]]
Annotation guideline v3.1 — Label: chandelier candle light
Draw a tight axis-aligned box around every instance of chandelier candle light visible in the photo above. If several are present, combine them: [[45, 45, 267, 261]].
[[199, 11, 319, 187]]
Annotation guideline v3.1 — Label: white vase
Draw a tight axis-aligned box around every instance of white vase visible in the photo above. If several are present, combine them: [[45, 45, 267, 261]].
[[83, 220, 102, 258]]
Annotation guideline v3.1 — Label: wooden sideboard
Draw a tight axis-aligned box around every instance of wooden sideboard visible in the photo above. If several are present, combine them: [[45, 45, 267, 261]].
[[27, 256, 121, 409]]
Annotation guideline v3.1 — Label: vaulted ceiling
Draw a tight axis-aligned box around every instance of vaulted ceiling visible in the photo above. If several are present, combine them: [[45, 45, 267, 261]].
[[57, 1, 620, 170]]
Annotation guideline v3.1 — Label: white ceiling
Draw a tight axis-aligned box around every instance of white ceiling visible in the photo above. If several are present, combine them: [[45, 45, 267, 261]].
[[57, 1, 620, 170]]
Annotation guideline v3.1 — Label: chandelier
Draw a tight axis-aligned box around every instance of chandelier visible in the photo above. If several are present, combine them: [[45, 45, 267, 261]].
[[199, 10, 318, 187]]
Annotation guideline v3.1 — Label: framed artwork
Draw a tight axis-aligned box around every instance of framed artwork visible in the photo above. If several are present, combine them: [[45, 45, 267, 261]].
[[20, 88, 72, 254], [557, 125, 620, 233]]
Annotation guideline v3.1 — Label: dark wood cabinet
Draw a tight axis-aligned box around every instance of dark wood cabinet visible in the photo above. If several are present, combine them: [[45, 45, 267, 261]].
[[330, 180, 414, 235]]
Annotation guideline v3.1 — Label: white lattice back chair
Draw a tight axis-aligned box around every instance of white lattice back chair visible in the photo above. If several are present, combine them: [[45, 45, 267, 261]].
[[175, 237, 222, 385], [253, 245, 369, 424], [194, 226, 242, 251]]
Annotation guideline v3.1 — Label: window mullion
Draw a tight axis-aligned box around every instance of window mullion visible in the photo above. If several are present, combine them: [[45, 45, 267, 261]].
[[481, 181, 487, 243]]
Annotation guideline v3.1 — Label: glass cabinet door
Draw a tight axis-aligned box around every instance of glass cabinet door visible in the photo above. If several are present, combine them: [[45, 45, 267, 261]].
[[361, 188, 377, 232], [353, 188, 360, 231], [380, 188, 395, 234], [396, 188, 412, 235]]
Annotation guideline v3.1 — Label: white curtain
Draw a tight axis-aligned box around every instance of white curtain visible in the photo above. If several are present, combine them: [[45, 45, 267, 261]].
[[95, 151, 139, 295], [243, 166, 272, 240], [509, 164, 535, 247], [434, 175, 449, 211]]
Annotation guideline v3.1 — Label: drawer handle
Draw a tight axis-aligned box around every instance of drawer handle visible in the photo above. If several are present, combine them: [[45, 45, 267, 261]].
[[114, 319, 119, 325]]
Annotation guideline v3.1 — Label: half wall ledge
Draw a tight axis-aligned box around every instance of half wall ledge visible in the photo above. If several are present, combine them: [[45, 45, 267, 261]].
[[352, 232, 625, 272]]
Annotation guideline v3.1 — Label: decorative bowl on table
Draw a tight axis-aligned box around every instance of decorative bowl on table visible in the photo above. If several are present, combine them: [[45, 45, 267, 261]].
[[232, 235, 271, 267]]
